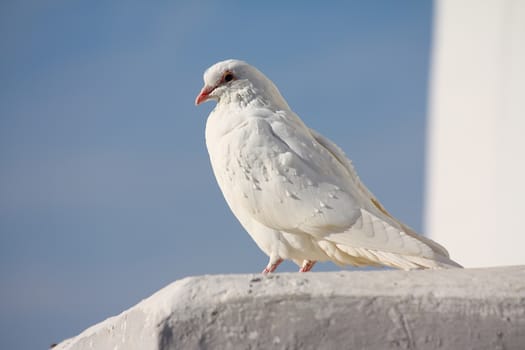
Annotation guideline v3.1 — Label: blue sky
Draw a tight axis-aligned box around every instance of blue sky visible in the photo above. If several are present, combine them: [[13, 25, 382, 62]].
[[0, 1, 432, 348]]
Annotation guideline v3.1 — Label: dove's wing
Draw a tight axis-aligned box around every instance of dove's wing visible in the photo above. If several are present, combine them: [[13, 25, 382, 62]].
[[235, 110, 454, 266], [220, 110, 362, 235]]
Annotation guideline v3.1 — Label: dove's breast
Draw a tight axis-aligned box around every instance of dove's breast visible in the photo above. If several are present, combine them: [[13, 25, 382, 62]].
[[206, 115, 285, 220]]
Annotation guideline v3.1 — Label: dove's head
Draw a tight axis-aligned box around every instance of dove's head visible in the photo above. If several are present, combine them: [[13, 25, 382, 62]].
[[195, 59, 289, 110]]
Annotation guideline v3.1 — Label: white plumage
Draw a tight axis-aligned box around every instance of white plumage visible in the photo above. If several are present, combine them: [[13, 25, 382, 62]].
[[196, 59, 461, 273]]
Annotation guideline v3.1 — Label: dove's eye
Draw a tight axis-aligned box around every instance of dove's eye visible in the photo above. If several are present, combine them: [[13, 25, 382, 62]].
[[223, 72, 234, 83]]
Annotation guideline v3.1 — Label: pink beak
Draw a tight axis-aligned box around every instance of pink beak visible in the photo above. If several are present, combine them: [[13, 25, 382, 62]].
[[195, 85, 214, 105]]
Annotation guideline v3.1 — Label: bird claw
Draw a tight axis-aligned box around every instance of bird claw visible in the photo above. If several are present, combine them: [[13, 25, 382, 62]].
[[299, 260, 316, 272], [262, 258, 283, 274]]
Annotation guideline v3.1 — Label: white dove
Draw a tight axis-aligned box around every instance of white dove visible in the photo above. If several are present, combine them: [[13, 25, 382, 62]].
[[196, 59, 461, 274]]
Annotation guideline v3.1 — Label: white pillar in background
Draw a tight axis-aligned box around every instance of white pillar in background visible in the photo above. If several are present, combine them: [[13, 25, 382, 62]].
[[426, 0, 525, 267]]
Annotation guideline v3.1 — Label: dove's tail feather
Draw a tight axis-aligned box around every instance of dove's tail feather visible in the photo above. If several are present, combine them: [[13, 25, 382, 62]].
[[317, 240, 462, 270], [368, 250, 463, 270]]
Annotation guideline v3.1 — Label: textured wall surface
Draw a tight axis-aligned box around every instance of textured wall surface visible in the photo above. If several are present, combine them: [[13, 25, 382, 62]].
[[54, 266, 525, 350]]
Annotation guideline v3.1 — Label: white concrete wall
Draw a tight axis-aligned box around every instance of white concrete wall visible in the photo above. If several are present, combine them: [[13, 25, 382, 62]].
[[426, 0, 525, 267], [53, 267, 525, 350]]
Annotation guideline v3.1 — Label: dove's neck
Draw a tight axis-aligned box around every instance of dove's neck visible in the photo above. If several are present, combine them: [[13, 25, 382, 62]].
[[218, 78, 291, 112]]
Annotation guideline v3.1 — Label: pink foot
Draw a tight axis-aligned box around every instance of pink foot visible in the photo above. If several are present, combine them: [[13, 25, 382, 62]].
[[262, 258, 283, 274], [299, 260, 316, 272]]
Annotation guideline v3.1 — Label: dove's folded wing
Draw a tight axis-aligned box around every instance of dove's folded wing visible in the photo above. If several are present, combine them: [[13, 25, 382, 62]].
[[243, 115, 453, 264], [236, 114, 363, 235]]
